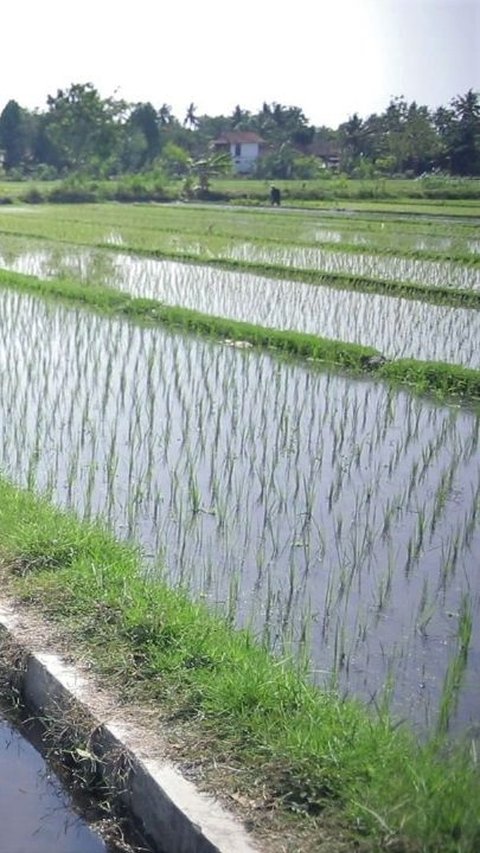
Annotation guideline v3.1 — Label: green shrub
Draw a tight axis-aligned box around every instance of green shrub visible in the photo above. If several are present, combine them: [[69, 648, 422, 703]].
[[20, 187, 45, 204]]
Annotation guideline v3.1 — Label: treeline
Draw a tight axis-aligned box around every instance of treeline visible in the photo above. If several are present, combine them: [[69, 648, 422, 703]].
[[0, 83, 479, 180]]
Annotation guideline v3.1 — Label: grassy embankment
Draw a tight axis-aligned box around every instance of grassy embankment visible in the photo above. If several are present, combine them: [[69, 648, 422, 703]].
[[1, 175, 480, 209], [0, 266, 479, 404], [0, 477, 479, 852]]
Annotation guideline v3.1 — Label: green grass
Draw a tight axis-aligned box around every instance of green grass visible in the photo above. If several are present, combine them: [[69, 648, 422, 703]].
[[0, 477, 479, 851], [0, 266, 479, 405], [379, 359, 480, 401], [2, 175, 480, 211], [211, 176, 480, 209], [0, 180, 58, 203]]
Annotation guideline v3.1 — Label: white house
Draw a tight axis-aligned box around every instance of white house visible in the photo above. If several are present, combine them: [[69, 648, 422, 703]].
[[212, 131, 266, 174]]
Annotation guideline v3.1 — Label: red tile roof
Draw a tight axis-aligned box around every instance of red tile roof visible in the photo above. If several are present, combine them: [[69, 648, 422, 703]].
[[213, 131, 265, 145]]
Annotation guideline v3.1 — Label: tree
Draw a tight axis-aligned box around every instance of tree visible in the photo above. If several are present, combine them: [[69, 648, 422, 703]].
[[402, 102, 440, 174], [450, 90, 480, 175], [339, 113, 368, 169], [382, 96, 410, 173], [127, 102, 161, 165], [230, 105, 251, 129], [255, 142, 296, 179], [254, 102, 314, 147], [358, 113, 387, 165], [184, 102, 199, 128], [341, 98, 441, 176], [184, 151, 231, 195], [43, 82, 123, 174], [118, 125, 149, 172], [158, 103, 174, 127], [0, 100, 31, 170], [161, 141, 190, 177]]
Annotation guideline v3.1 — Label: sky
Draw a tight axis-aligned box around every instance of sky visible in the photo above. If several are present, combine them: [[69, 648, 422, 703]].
[[1, 0, 479, 127]]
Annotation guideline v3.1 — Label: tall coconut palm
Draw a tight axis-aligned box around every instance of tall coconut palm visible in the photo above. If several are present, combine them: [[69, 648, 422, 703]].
[[158, 103, 174, 126], [184, 102, 199, 129]]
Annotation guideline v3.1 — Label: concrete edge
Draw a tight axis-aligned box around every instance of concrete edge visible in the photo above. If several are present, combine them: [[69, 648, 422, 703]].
[[0, 604, 259, 853]]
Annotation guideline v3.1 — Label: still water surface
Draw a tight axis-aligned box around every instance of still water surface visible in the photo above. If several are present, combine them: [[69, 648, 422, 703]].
[[0, 237, 478, 367], [0, 713, 109, 853], [0, 287, 478, 736]]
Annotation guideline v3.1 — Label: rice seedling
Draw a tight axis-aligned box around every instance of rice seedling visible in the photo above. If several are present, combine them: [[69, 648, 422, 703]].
[[437, 596, 473, 734]]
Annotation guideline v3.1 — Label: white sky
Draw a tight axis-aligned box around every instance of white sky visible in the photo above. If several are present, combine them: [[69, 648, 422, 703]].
[[1, 0, 479, 127]]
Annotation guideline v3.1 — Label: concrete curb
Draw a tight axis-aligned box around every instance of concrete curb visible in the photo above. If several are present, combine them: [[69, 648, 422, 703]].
[[0, 604, 259, 853]]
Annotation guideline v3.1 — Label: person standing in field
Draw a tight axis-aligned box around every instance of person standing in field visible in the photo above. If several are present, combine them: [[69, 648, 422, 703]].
[[270, 185, 281, 206]]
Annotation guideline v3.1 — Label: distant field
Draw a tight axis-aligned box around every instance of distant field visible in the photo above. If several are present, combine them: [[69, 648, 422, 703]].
[[211, 175, 480, 206], [1, 174, 480, 210]]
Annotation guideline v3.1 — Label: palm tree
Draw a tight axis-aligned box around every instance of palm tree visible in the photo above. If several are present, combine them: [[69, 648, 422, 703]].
[[184, 102, 199, 129], [231, 105, 250, 129], [158, 103, 174, 126], [341, 113, 366, 162]]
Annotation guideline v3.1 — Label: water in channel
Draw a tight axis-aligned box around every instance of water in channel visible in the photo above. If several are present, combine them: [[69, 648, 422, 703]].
[[0, 712, 112, 853]]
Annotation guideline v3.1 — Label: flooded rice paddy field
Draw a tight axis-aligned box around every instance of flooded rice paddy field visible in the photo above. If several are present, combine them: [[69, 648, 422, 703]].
[[0, 712, 111, 853], [309, 226, 480, 255], [2, 199, 479, 256], [0, 287, 479, 735], [0, 200, 479, 278], [0, 236, 479, 367], [224, 242, 480, 291]]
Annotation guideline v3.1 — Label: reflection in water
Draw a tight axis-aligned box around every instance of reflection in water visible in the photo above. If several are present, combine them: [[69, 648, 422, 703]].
[[0, 713, 107, 853], [226, 242, 480, 291], [0, 288, 478, 735], [0, 237, 479, 367]]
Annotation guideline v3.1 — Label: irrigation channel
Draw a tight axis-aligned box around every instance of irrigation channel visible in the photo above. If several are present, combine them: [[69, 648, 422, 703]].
[[0, 710, 114, 853], [0, 236, 479, 367], [0, 285, 479, 738]]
